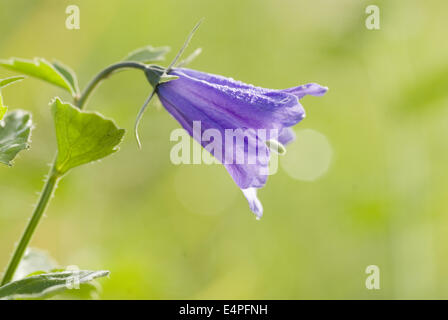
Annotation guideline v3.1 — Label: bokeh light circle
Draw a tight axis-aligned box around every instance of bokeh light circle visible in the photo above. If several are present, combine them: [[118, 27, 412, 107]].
[[281, 129, 333, 181]]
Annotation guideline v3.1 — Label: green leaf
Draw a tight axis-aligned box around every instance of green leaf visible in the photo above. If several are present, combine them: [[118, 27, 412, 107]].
[[0, 76, 25, 120], [12, 248, 103, 300], [52, 60, 80, 96], [56, 281, 102, 300], [13, 248, 58, 281], [0, 75, 26, 89], [0, 270, 109, 300], [0, 58, 77, 96], [52, 97, 125, 175], [0, 110, 32, 166], [124, 46, 170, 64]]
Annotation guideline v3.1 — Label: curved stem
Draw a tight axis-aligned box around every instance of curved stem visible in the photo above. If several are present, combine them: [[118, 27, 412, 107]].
[[1, 61, 147, 286], [75, 61, 147, 110]]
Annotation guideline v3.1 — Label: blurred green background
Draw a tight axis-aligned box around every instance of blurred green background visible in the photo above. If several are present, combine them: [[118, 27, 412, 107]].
[[1, 0, 448, 299]]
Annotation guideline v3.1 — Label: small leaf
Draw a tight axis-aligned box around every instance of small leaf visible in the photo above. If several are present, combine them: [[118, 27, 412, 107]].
[[176, 48, 202, 68], [124, 46, 170, 64], [0, 58, 77, 96], [0, 76, 25, 120], [52, 60, 80, 96], [0, 110, 32, 166], [0, 270, 109, 300], [13, 248, 58, 281], [0, 76, 26, 89], [57, 281, 102, 300], [52, 97, 125, 175], [12, 249, 102, 300]]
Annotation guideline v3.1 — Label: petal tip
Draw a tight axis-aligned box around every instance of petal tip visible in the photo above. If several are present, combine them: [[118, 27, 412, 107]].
[[242, 188, 264, 219], [309, 83, 328, 96], [282, 83, 329, 99]]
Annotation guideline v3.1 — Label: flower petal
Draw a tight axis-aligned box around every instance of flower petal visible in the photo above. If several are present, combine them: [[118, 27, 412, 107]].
[[277, 127, 296, 145], [176, 68, 266, 92], [281, 83, 328, 99], [159, 92, 270, 190], [161, 68, 306, 130], [242, 188, 263, 219]]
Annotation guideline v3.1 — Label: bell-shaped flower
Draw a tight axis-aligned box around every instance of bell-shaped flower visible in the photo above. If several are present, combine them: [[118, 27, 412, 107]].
[[153, 67, 327, 219]]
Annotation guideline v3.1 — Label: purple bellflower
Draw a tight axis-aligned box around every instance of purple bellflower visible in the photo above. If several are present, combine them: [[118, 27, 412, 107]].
[[135, 21, 328, 219], [154, 68, 327, 218]]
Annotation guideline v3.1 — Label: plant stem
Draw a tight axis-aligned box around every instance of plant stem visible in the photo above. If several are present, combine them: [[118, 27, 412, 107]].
[[75, 61, 147, 109], [1, 166, 59, 285], [1, 61, 147, 285]]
